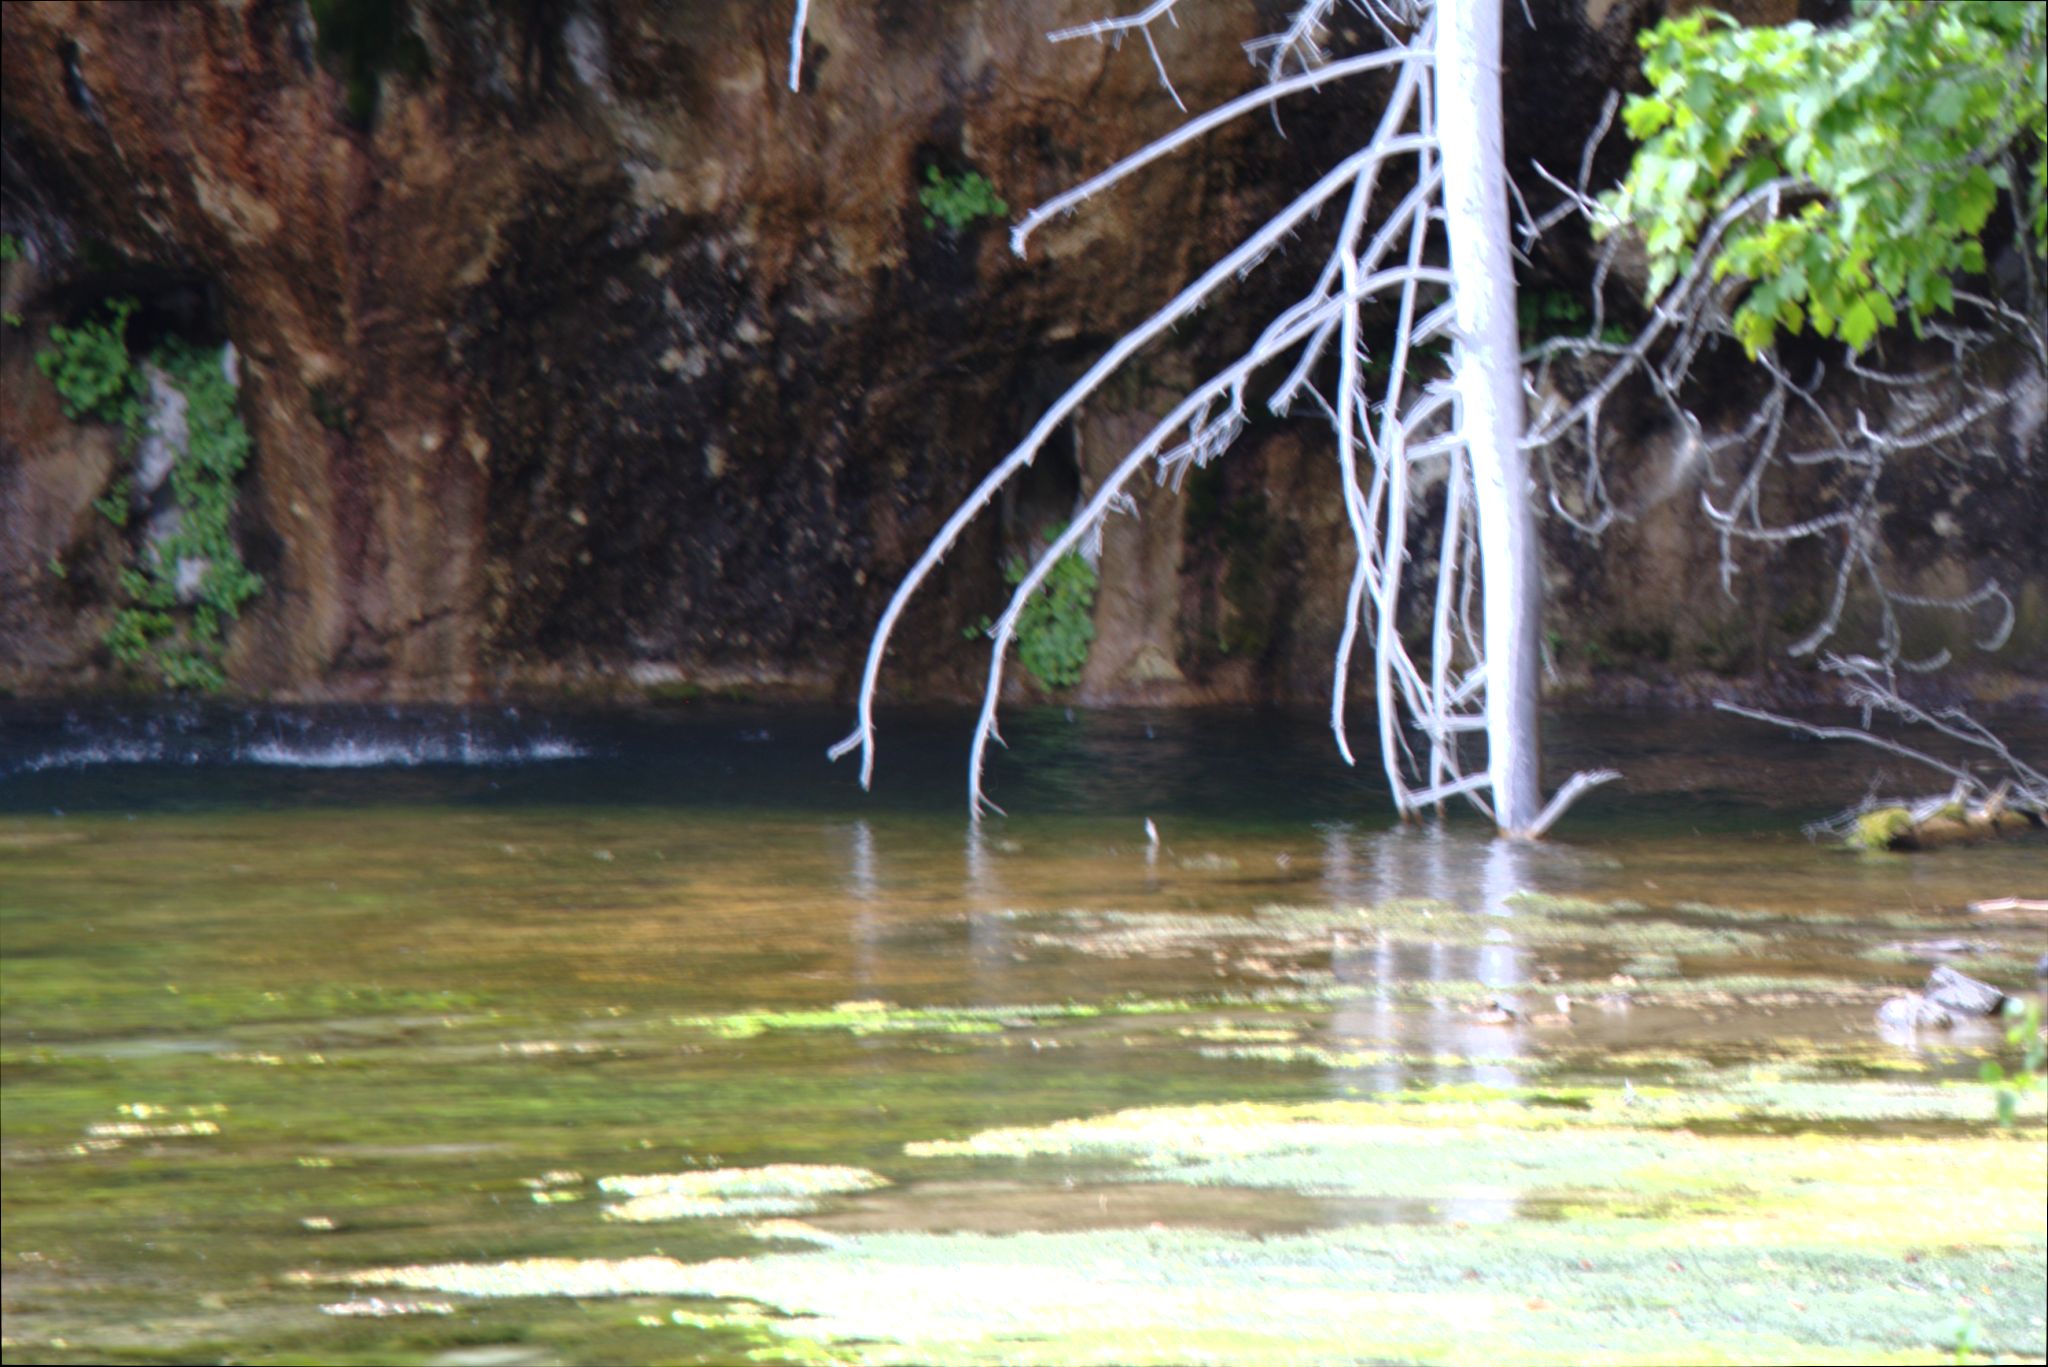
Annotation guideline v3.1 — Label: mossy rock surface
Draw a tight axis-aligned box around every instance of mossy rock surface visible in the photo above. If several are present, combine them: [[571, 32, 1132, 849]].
[[1850, 802, 2043, 851]]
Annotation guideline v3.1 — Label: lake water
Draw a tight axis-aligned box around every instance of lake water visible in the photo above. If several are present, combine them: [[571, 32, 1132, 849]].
[[3, 702, 2044, 1364]]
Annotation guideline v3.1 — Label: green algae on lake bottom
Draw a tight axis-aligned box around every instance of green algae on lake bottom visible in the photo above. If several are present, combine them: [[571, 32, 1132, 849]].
[[598, 1165, 890, 1222], [322, 1075, 2045, 1363], [333, 1083, 2045, 1363], [6, 720, 2048, 1366], [665, 996, 1203, 1041], [336, 1227, 2043, 1366]]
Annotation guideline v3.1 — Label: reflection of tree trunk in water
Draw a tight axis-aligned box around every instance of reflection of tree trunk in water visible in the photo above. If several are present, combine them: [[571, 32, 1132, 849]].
[[1318, 824, 1361, 906], [1441, 839, 1529, 1225], [1322, 825, 1531, 1186], [845, 819, 879, 991]]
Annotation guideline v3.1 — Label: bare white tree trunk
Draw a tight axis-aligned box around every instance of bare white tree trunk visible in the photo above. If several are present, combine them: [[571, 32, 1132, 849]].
[[1437, 0, 1542, 834], [801, 0, 2035, 838], [813, 0, 1616, 837]]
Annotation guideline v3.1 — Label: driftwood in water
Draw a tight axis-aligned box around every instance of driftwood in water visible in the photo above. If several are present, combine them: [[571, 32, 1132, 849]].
[[1847, 786, 2042, 852], [1969, 897, 2048, 916]]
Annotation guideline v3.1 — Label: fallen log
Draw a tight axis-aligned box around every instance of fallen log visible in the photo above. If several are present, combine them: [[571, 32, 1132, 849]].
[[1847, 786, 2042, 852], [1968, 897, 2048, 916]]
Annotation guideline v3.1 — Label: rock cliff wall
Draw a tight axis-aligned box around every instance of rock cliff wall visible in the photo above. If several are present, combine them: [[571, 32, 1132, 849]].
[[3, 0, 2040, 705]]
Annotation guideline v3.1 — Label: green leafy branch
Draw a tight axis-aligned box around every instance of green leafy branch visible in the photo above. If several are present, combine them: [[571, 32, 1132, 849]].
[[919, 167, 1009, 233], [1980, 993, 2045, 1128], [1604, 1, 2045, 356]]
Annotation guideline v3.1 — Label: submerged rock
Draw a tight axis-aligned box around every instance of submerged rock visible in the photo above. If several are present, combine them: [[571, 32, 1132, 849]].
[[1876, 994, 1954, 1034], [1925, 964, 2008, 1018], [1877, 964, 2009, 1034]]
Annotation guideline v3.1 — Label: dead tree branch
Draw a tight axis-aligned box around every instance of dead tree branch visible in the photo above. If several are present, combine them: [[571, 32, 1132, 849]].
[[1521, 91, 2044, 815], [831, 0, 1615, 834]]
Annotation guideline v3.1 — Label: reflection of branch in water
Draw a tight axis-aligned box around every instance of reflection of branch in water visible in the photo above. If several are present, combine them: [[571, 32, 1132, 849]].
[[964, 823, 1000, 905], [846, 819, 880, 992]]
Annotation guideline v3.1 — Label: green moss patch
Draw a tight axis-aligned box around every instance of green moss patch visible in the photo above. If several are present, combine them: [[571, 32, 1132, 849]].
[[342, 1218, 2045, 1365], [339, 1074, 2046, 1362], [667, 996, 1199, 1041], [598, 1165, 888, 1222]]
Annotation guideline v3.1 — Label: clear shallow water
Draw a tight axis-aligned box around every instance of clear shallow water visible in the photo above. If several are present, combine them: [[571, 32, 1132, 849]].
[[2, 702, 2044, 1364]]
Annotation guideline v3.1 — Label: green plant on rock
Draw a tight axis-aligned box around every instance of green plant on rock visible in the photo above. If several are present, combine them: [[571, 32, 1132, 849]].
[[91, 476, 134, 529], [36, 297, 142, 427], [37, 306, 261, 691], [1, 232, 21, 328], [1517, 287, 1630, 349], [919, 166, 1008, 232], [1847, 805, 1915, 851], [113, 339, 263, 691], [976, 528, 1097, 691]]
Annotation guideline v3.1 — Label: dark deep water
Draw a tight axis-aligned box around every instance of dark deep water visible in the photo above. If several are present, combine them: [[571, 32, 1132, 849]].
[[10, 697, 2028, 827], [3, 702, 2044, 1364]]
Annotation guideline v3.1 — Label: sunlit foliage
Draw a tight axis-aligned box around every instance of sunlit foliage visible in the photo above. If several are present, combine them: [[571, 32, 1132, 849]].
[[1606, 1, 2045, 355]]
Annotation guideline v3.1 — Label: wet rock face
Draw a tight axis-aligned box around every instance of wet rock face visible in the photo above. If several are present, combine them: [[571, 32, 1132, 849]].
[[2, 0, 2039, 703], [1, 0, 1300, 697], [3, 0, 499, 695]]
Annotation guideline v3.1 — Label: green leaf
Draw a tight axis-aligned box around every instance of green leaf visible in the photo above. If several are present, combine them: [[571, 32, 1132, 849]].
[[1808, 295, 1835, 337], [1000, 526, 1097, 690], [917, 167, 1007, 233], [1623, 95, 1671, 139], [1611, 0, 2042, 356], [1925, 81, 1968, 128], [1839, 296, 1878, 350]]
